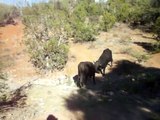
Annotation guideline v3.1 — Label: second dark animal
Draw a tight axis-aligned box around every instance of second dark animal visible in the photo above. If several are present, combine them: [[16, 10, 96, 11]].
[[94, 48, 113, 76], [78, 61, 96, 88]]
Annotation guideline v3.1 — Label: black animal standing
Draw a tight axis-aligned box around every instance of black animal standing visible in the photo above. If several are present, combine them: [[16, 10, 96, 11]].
[[78, 61, 96, 88], [94, 48, 113, 76]]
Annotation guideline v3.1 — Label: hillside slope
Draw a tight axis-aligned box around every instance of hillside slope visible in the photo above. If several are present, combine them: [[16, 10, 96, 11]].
[[0, 22, 160, 120]]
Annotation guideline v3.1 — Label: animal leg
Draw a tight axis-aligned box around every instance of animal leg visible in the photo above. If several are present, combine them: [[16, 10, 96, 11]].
[[80, 81, 84, 87], [102, 68, 105, 76], [92, 75, 96, 85], [100, 69, 104, 76]]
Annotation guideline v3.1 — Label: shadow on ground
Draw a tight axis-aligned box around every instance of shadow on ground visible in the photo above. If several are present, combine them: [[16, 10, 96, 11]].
[[134, 42, 160, 53], [0, 18, 17, 27], [65, 60, 160, 120], [0, 83, 31, 112]]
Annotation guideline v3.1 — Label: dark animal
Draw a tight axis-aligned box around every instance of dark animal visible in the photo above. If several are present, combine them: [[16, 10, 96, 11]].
[[94, 48, 113, 76], [78, 61, 96, 88], [47, 114, 58, 120]]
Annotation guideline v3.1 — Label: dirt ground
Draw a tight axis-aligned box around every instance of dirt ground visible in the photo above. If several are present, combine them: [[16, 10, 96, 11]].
[[0, 22, 160, 120], [0, 21, 37, 84]]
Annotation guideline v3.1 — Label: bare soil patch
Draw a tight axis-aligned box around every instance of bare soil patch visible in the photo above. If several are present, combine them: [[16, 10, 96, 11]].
[[0, 21, 38, 84]]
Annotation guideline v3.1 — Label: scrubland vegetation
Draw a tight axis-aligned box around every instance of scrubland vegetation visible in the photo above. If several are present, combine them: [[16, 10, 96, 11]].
[[0, 3, 19, 26], [0, 0, 159, 70], [0, 1, 160, 119], [19, 0, 160, 70]]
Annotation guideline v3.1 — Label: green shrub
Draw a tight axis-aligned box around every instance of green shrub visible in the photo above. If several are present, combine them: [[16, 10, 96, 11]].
[[23, 3, 69, 70], [100, 11, 116, 31], [69, 2, 97, 42], [72, 2, 87, 22], [72, 21, 96, 42], [87, 2, 104, 16], [0, 62, 8, 103], [151, 42, 160, 53], [0, 3, 19, 23], [116, 3, 131, 22], [28, 38, 68, 70], [128, 6, 144, 23], [0, 3, 11, 22], [154, 17, 160, 40], [107, 0, 131, 22]]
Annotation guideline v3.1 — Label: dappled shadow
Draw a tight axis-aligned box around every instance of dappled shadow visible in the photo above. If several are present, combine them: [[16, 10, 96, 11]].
[[73, 74, 105, 90], [106, 60, 160, 97], [0, 18, 17, 27], [133, 33, 155, 40], [134, 42, 160, 53], [142, 35, 155, 40], [66, 60, 160, 120], [0, 91, 27, 112], [0, 22, 6, 27], [0, 83, 32, 112], [129, 23, 153, 32]]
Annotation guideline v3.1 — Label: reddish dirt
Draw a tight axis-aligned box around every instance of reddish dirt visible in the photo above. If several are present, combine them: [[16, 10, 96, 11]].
[[0, 21, 37, 83]]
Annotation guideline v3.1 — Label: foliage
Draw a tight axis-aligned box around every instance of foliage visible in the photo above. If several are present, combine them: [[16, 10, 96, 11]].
[[107, 0, 160, 38], [0, 62, 8, 103], [154, 17, 160, 40], [72, 21, 96, 42], [72, 1, 87, 22], [107, 0, 150, 22], [151, 42, 160, 53], [0, 3, 20, 24], [68, 0, 99, 42], [0, 3, 12, 22], [22, 0, 160, 70], [22, 0, 107, 69], [150, 0, 160, 7], [87, 2, 105, 16], [100, 11, 116, 31], [29, 38, 68, 70], [107, 0, 129, 22], [23, 3, 69, 70]]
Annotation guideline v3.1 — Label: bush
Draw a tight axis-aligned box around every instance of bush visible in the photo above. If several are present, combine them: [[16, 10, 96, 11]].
[[100, 11, 116, 31], [116, 3, 131, 22], [0, 4, 12, 22], [72, 1, 87, 22], [87, 2, 104, 16], [151, 42, 160, 53], [154, 17, 160, 40], [107, 0, 131, 22], [72, 21, 96, 42], [23, 3, 69, 70], [107, 0, 153, 24], [27, 38, 68, 70], [69, 1, 97, 42], [0, 61, 8, 104], [0, 3, 20, 25], [0, 77, 8, 96]]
